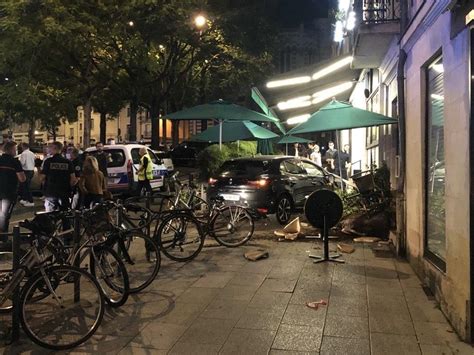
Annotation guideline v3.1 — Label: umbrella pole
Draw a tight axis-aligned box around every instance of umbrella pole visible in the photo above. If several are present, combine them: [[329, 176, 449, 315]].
[[286, 143, 288, 156], [219, 120, 223, 151], [336, 130, 344, 192]]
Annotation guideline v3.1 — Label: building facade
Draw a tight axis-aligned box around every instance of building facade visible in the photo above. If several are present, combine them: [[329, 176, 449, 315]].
[[348, 0, 474, 341]]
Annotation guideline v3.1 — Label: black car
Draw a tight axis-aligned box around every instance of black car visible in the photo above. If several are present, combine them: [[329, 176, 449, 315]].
[[170, 141, 210, 166], [207, 156, 334, 225]]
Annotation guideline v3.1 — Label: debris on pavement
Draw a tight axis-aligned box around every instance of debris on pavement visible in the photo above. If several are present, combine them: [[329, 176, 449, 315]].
[[337, 243, 355, 254], [306, 299, 328, 310], [274, 217, 301, 240], [244, 249, 269, 261], [354, 236, 381, 243]]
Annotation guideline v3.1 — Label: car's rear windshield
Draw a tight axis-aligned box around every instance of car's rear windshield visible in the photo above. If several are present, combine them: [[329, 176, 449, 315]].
[[219, 160, 269, 177]]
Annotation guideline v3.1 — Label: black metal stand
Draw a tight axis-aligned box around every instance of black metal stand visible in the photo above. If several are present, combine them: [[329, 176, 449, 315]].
[[10, 227, 21, 343], [73, 212, 81, 303], [309, 216, 344, 264]]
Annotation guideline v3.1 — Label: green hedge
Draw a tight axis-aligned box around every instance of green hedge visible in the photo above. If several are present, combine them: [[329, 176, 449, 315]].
[[197, 141, 257, 179]]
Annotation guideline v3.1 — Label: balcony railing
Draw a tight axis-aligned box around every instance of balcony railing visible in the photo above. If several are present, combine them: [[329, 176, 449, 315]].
[[355, 0, 400, 24]]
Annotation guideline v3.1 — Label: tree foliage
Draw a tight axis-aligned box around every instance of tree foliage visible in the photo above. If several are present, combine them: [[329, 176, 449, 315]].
[[0, 0, 277, 147]]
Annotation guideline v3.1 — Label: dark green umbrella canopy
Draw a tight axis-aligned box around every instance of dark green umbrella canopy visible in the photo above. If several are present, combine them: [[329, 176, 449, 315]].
[[277, 135, 312, 144], [288, 100, 398, 135], [257, 139, 274, 155], [190, 121, 279, 143], [166, 99, 280, 123]]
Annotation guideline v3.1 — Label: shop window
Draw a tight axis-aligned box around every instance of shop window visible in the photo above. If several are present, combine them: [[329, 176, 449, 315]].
[[425, 55, 446, 266]]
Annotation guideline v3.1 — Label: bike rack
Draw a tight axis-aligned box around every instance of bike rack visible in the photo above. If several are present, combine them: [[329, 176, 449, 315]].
[[0, 227, 22, 344], [0, 213, 84, 345]]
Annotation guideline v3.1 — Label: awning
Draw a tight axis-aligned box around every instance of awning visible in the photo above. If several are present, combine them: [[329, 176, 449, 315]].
[[252, 56, 361, 125]]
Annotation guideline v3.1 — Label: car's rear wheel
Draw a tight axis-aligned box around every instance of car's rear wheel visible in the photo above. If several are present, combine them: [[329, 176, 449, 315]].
[[276, 195, 292, 225]]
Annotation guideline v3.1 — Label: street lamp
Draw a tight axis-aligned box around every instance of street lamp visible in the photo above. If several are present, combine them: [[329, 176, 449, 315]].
[[194, 15, 206, 29], [128, 21, 134, 27]]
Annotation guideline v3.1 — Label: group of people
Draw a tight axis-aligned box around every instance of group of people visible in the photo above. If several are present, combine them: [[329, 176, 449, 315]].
[[0, 141, 108, 233], [0, 139, 155, 233], [292, 141, 351, 179]]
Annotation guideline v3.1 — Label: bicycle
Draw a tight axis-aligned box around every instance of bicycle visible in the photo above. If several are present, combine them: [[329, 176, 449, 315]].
[[41, 209, 130, 308], [0, 219, 105, 350], [155, 196, 254, 261]]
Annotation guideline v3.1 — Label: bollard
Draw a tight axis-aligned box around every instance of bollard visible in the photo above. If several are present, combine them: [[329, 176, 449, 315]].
[[10, 227, 20, 343]]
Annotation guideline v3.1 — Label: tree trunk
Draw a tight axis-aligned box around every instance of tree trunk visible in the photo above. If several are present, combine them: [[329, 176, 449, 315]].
[[150, 100, 160, 149], [28, 120, 35, 146], [83, 98, 92, 148], [161, 117, 167, 146], [99, 111, 107, 144], [172, 120, 179, 147], [129, 98, 138, 142]]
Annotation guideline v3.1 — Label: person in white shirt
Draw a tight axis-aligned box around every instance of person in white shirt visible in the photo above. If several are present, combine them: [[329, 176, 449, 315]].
[[19, 143, 36, 206], [310, 143, 322, 166]]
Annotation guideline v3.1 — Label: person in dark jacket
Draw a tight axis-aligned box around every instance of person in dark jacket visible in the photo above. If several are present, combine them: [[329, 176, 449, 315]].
[[95, 142, 109, 178], [0, 141, 26, 232]]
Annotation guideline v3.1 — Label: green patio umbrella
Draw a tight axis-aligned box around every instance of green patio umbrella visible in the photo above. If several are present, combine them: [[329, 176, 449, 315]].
[[166, 99, 282, 149], [288, 99, 398, 135], [288, 99, 398, 190], [277, 135, 312, 155], [190, 120, 279, 143], [257, 139, 275, 155]]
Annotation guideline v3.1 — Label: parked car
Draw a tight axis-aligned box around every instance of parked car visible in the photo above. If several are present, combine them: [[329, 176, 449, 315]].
[[153, 150, 174, 172], [207, 156, 333, 225], [170, 141, 210, 166], [86, 144, 168, 193]]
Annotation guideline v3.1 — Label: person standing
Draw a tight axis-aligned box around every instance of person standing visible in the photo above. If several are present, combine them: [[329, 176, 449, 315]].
[[95, 142, 109, 178], [310, 143, 322, 166], [79, 156, 107, 208], [18, 143, 36, 207], [137, 147, 153, 195], [335, 144, 351, 179], [324, 141, 337, 172], [40, 141, 77, 212], [0, 142, 26, 232]]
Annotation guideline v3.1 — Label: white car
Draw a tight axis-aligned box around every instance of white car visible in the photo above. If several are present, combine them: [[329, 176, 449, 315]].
[[86, 144, 168, 193], [153, 150, 174, 172]]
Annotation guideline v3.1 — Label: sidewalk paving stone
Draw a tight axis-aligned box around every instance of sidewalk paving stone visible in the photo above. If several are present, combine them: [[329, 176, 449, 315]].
[[319, 335, 370, 355], [2, 228, 474, 355], [272, 324, 323, 352]]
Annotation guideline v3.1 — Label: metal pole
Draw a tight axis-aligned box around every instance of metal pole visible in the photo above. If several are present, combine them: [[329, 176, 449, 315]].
[[323, 216, 329, 261], [219, 120, 223, 151], [335, 130, 345, 191], [10, 227, 20, 343], [73, 211, 81, 303]]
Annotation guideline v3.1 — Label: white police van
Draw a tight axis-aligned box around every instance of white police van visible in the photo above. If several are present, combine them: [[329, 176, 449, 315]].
[[86, 144, 168, 193]]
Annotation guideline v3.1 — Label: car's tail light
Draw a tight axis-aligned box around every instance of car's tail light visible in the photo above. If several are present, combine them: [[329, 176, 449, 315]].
[[257, 208, 268, 214], [248, 178, 270, 188], [208, 177, 218, 186]]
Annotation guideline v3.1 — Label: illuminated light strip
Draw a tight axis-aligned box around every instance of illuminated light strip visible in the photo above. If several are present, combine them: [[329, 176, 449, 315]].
[[466, 9, 474, 25], [312, 56, 353, 80], [312, 81, 354, 102], [287, 114, 311, 125], [277, 96, 312, 110], [266, 76, 311, 89], [431, 64, 444, 73]]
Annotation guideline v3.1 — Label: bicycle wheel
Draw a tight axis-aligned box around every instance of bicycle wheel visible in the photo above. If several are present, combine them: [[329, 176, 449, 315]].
[[20, 265, 104, 350], [210, 206, 254, 247], [155, 212, 204, 262], [89, 246, 129, 308], [120, 232, 161, 293]]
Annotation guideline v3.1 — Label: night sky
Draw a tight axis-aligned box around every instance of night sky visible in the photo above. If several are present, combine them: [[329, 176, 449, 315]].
[[276, 0, 334, 27]]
